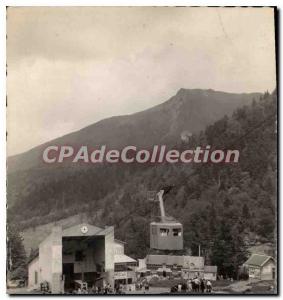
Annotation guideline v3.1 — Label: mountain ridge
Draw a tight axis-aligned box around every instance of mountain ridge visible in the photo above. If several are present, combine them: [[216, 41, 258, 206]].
[[7, 88, 260, 174]]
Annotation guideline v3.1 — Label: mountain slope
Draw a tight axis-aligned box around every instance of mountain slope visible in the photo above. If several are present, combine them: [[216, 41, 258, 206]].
[[8, 88, 259, 174], [7, 88, 262, 220], [8, 90, 277, 263]]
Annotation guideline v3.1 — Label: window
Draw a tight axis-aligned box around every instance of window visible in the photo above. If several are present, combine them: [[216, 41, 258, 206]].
[[173, 228, 182, 236], [249, 267, 260, 277], [160, 228, 169, 236], [115, 264, 127, 272]]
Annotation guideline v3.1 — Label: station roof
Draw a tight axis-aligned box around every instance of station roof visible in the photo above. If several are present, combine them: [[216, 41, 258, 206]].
[[136, 268, 150, 273], [150, 222, 182, 226], [62, 223, 113, 237], [244, 254, 274, 267], [147, 255, 183, 266], [114, 254, 136, 264], [147, 255, 204, 268]]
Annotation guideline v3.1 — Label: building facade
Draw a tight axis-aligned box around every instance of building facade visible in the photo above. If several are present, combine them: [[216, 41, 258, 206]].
[[244, 254, 276, 280], [142, 255, 217, 280], [204, 266, 217, 281], [113, 240, 137, 291], [28, 223, 117, 293], [146, 255, 203, 278]]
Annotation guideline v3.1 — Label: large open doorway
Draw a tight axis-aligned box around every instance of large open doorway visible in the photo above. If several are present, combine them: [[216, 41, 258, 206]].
[[63, 263, 74, 291], [62, 236, 106, 292]]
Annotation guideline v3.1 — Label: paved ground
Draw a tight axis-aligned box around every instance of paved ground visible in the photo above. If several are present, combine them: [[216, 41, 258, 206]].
[[7, 280, 276, 295], [213, 279, 276, 294], [7, 287, 50, 295], [7, 287, 31, 294], [126, 287, 170, 294]]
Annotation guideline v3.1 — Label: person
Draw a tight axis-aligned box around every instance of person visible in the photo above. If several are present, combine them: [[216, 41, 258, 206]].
[[187, 279, 192, 292], [114, 283, 119, 294], [200, 279, 205, 293], [270, 285, 274, 291], [178, 283, 182, 292], [90, 285, 94, 294], [206, 280, 212, 293], [191, 279, 196, 292], [103, 284, 108, 294], [194, 278, 200, 292], [170, 285, 176, 293], [145, 282, 149, 292]]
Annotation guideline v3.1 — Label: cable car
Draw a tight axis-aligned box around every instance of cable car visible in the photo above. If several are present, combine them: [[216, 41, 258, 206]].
[[149, 188, 183, 251]]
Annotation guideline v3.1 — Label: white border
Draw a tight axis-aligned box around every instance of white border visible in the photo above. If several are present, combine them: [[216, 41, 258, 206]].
[[0, 0, 282, 6], [1, 1, 281, 299]]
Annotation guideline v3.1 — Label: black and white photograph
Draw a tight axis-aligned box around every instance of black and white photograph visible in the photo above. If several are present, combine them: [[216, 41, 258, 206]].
[[5, 5, 278, 295]]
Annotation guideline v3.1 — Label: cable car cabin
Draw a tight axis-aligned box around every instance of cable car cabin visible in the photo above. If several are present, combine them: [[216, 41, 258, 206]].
[[148, 188, 183, 251], [150, 221, 183, 251]]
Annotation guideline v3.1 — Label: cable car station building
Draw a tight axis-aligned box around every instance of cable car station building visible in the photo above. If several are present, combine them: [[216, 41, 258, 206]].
[[28, 223, 136, 293]]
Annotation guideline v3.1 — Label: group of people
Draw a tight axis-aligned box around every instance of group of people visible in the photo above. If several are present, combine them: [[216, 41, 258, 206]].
[[74, 278, 213, 294], [136, 282, 150, 291], [75, 283, 115, 294], [171, 278, 212, 294], [189, 277, 212, 293]]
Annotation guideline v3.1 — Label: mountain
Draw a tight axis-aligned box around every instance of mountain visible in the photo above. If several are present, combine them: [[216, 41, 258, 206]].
[[7, 88, 263, 225], [7, 88, 277, 278], [7, 88, 260, 174]]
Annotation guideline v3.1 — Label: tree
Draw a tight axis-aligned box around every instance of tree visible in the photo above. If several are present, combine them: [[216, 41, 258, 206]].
[[10, 266, 28, 281], [7, 224, 27, 280], [242, 203, 251, 220], [211, 218, 247, 279]]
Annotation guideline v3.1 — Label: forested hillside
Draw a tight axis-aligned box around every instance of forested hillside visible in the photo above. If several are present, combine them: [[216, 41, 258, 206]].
[[99, 90, 276, 277], [7, 89, 277, 278], [7, 89, 259, 219]]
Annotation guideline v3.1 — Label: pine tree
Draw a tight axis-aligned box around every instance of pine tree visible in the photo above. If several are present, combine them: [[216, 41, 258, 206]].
[[7, 224, 27, 279], [211, 217, 247, 279]]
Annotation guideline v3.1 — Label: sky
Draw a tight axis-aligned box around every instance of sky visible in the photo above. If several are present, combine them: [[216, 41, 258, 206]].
[[7, 7, 276, 156]]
